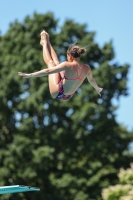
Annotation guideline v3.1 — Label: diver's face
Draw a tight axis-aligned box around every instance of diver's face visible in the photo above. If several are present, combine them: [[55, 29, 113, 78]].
[[67, 54, 70, 61], [67, 54, 73, 62]]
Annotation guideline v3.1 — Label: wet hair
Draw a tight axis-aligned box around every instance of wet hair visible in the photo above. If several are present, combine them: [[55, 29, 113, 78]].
[[67, 45, 86, 58]]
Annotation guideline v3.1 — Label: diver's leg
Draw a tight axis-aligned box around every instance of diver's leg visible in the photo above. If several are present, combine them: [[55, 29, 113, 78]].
[[40, 31, 60, 98]]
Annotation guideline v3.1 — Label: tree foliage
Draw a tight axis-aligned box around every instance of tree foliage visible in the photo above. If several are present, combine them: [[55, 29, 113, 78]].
[[0, 12, 133, 200], [102, 163, 133, 200]]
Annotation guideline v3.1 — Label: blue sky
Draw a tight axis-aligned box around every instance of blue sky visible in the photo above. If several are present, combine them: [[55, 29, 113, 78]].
[[0, 0, 133, 130]]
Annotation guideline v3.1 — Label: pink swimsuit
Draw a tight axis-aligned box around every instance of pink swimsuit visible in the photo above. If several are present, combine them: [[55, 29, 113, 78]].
[[56, 64, 84, 100]]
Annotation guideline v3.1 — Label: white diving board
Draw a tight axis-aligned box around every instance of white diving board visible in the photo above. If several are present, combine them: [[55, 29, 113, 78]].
[[0, 185, 40, 194]]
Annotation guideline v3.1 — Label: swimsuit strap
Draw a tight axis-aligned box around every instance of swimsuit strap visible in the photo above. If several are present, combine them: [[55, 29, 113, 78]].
[[64, 64, 84, 81], [76, 64, 84, 80]]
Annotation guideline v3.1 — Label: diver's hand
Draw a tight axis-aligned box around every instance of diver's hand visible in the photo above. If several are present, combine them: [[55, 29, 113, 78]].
[[18, 72, 32, 78], [96, 87, 103, 96]]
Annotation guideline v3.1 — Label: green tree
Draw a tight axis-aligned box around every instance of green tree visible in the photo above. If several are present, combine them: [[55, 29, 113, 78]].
[[102, 163, 133, 200], [0, 12, 133, 200]]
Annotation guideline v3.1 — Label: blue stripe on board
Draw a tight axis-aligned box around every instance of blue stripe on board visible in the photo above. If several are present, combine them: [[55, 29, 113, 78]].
[[0, 185, 40, 194]]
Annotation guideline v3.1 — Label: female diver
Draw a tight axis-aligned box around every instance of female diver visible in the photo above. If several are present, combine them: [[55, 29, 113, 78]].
[[18, 30, 103, 100]]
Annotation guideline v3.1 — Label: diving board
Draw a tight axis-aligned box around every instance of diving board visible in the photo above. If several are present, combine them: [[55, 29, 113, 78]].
[[0, 185, 40, 194]]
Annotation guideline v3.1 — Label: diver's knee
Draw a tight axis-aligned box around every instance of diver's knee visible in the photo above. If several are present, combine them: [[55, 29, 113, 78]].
[[55, 60, 60, 66], [48, 60, 56, 67]]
